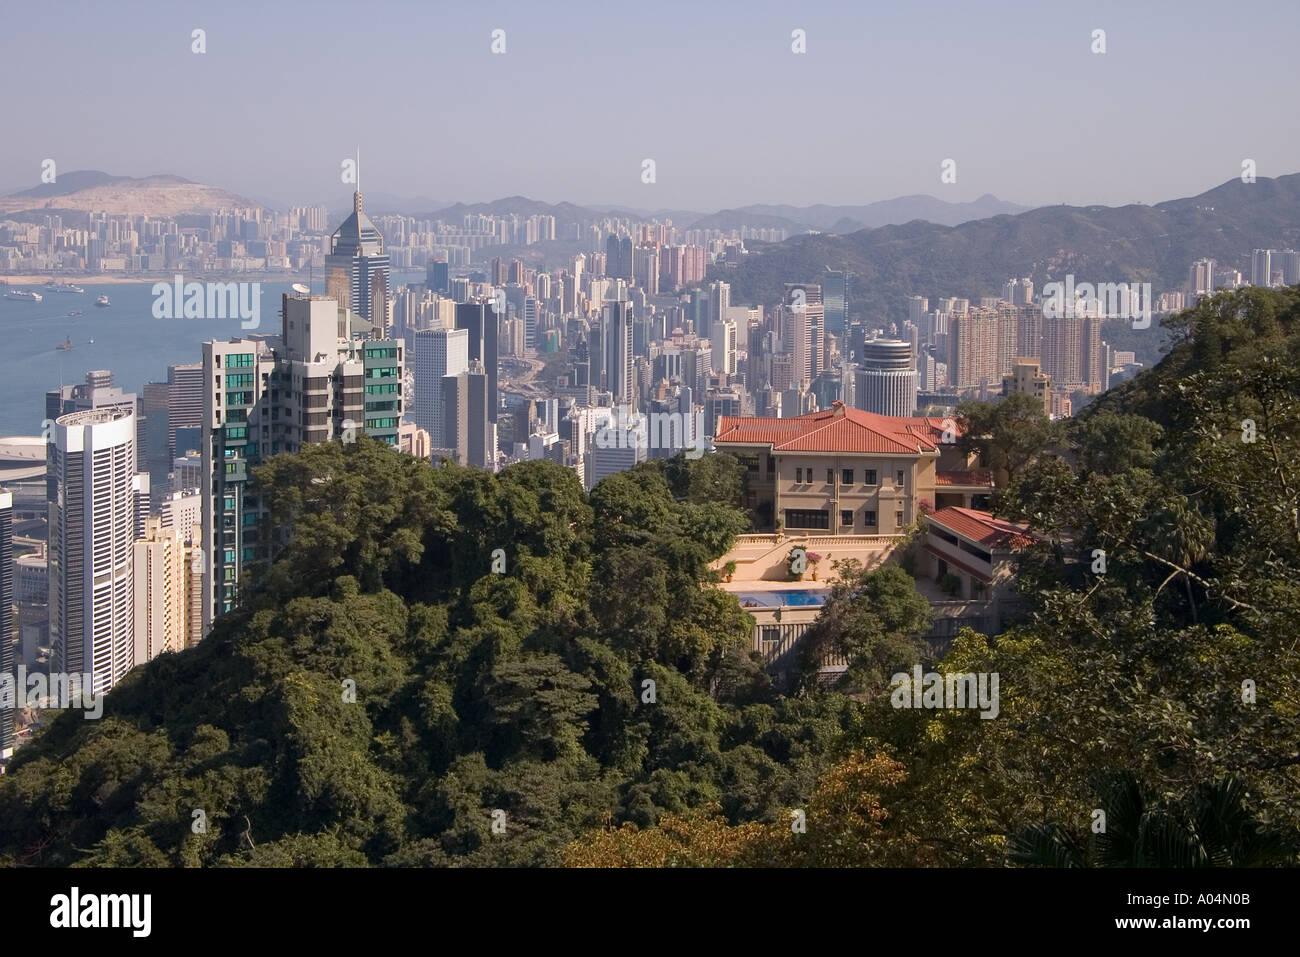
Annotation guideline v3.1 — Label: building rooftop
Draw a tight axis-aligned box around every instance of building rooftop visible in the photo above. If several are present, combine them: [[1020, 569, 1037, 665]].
[[935, 469, 995, 488], [715, 401, 955, 455], [55, 407, 131, 427], [329, 191, 385, 257], [926, 506, 1036, 550]]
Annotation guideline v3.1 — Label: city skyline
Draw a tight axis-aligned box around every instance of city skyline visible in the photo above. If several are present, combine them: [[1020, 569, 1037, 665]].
[[1, 0, 1299, 894]]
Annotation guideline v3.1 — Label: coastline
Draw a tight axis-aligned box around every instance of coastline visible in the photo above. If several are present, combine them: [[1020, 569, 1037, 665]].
[[1, 270, 425, 287], [0, 274, 309, 286]]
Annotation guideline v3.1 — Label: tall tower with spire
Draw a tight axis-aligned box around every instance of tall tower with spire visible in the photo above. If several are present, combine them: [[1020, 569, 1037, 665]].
[[324, 151, 390, 335]]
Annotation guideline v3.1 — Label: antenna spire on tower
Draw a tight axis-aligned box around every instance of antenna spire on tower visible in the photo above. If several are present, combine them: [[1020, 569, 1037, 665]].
[[354, 146, 363, 213]]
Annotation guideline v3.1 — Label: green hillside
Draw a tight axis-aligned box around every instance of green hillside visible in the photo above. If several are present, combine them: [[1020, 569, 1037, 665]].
[[2, 287, 1299, 867], [716, 175, 1300, 326]]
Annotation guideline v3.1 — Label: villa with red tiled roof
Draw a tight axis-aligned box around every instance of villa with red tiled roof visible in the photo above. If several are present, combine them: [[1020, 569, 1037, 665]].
[[713, 400, 994, 535], [921, 507, 1036, 624]]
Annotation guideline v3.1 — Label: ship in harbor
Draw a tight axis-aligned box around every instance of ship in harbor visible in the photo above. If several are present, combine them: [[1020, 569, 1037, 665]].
[[45, 281, 86, 293], [5, 289, 42, 302], [94, 295, 110, 307], [56, 337, 73, 351]]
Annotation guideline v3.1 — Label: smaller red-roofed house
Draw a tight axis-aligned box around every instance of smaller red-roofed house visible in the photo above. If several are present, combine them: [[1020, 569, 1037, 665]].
[[713, 400, 991, 535], [922, 506, 1036, 627]]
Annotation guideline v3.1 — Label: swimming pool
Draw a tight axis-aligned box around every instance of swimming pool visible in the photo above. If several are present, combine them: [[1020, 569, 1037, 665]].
[[734, 590, 829, 609]]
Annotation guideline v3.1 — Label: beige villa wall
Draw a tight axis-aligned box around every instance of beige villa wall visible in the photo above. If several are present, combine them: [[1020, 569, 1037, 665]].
[[715, 533, 905, 583]]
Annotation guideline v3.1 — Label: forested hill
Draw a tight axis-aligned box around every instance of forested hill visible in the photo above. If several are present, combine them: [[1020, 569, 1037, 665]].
[[2, 288, 1299, 867], [717, 174, 1300, 326]]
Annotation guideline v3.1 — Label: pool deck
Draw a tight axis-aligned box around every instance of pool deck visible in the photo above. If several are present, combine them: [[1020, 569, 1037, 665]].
[[721, 578, 833, 611], [717, 578, 834, 593]]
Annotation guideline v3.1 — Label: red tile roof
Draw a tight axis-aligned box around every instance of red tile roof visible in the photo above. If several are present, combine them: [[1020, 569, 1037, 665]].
[[935, 469, 995, 488], [926, 506, 1036, 549], [715, 401, 955, 455]]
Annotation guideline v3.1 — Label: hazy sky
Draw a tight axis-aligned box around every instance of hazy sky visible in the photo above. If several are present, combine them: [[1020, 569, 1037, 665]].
[[3, 0, 1297, 212]]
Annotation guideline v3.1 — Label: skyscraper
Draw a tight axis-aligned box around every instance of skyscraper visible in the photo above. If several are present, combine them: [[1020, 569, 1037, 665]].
[[1081, 316, 1105, 393], [140, 378, 174, 494], [710, 318, 737, 375], [201, 293, 404, 629], [523, 296, 538, 351], [605, 234, 633, 280], [427, 259, 450, 295], [132, 517, 192, 664], [1016, 304, 1042, 360], [1188, 258, 1215, 296], [709, 281, 731, 327], [1040, 314, 1084, 390], [603, 300, 635, 405], [412, 327, 469, 447], [823, 269, 848, 335], [855, 339, 917, 416], [455, 301, 498, 424], [907, 295, 929, 328], [949, 309, 999, 390], [46, 371, 136, 423], [201, 337, 274, 628], [50, 408, 136, 696], [1279, 250, 1300, 287], [325, 189, 390, 333], [782, 283, 825, 386], [167, 362, 204, 458], [996, 303, 1020, 377], [442, 361, 492, 468], [1251, 249, 1272, 288]]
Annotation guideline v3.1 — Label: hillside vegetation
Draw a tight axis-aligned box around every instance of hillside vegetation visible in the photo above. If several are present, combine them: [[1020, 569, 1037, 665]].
[[717, 175, 1300, 326], [2, 288, 1298, 866]]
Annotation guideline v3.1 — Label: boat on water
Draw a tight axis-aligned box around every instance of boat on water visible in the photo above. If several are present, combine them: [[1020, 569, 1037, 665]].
[[5, 289, 43, 302], [88, 338, 95, 344], [66, 310, 81, 317], [94, 295, 110, 307], [45, 281, 86, 293], [57, 337, 73, 351]]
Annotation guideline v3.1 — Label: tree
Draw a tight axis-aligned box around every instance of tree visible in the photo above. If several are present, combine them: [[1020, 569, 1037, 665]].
[[1068, 413, 1163, 475], [1008, 772, 1297, 867], [795, 562, 931, 694], [957, 393, 1063, 484]]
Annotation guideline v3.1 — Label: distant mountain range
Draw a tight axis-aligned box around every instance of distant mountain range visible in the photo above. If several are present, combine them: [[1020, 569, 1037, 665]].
[[691, 194, 1034, 232], [415, 196, 599, 222], [415, 194, 1032, 232], [716, 174, 1300, 326], [0, 172, 1034, 233], [0, 171, 259, 218], [6, 170, 1296, 325]]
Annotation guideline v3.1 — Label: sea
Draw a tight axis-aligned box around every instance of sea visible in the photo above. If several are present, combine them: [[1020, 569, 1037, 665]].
[[0, 274, 423, 437]]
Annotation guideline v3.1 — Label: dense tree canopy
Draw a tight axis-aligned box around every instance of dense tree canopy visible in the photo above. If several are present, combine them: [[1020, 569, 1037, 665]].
[[0, 449, 855, 866], [3, 289, 1299, 867]]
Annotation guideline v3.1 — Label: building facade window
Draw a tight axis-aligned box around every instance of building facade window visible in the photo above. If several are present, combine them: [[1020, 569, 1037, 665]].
[[784, 509, 829, 530]]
